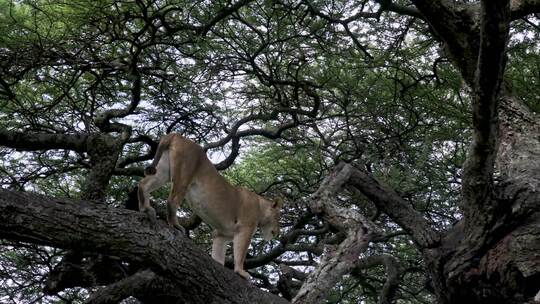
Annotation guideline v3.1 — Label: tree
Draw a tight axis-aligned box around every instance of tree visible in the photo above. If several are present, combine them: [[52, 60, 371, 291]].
[[1, 0, 539, 303]]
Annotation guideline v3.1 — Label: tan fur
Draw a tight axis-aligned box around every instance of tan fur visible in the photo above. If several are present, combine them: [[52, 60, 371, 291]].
[[138, 134, 282, 279]]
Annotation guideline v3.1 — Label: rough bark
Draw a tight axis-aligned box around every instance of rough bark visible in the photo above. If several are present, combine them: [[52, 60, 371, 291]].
[[426, 185, 540, 303], [497, 94, 540, 191], [0, 189, 288, 304]]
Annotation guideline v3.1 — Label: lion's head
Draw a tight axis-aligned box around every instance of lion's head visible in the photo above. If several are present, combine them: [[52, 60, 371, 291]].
[[260, 197, 283, 240]]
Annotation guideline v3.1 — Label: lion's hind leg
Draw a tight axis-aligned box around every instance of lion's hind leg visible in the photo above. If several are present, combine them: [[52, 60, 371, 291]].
[[166, 193, 184, 232], [138, 169, 168, 225], [166, 148, 198, 232]]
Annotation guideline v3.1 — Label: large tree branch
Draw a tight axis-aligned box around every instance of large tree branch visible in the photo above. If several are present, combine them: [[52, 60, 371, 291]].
[[348, 167, 440, 248], [0, 189, 288, 304], [0, 129, 89, 153], [0, 130, 123, 201], [461, 0, 510, 218]]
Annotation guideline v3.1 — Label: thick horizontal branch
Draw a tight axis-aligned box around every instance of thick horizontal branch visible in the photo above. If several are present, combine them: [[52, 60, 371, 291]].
[[0, 129, 89, 152], [0, 189, 288, 304]]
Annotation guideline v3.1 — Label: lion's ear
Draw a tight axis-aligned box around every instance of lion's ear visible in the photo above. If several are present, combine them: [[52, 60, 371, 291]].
[[272, 197, 284, 209]]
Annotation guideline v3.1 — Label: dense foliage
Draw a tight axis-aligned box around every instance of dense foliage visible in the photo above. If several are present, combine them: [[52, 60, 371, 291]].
[[0, 0, 539, 303]]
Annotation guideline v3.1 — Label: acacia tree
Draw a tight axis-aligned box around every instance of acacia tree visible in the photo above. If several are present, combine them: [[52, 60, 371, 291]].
[[0, 0, 539, 303]]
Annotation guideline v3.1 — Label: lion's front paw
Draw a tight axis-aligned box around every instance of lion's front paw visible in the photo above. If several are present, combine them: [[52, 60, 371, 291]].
[[169, 222, 186, 234], [234, 269, 250, 280]]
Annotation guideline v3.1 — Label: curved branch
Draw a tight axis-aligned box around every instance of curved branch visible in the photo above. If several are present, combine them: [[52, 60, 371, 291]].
[[214, 136, 241, 171], [375, 0, 423, 19], [204, 85, 320, 152], [117, 135, 158, 169], [94, 67, 141, 135], [204, 111, 293, 151], [161, 0, 254, 36], [348, 166, 440, 248]]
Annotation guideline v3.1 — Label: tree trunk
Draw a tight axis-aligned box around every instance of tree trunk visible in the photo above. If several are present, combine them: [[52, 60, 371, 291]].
[[404, 1, 540, 302], [422, 94, 540, 304]]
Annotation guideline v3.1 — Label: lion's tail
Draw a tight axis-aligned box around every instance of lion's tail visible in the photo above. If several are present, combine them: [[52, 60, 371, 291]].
[[144, 134, 174, 176]]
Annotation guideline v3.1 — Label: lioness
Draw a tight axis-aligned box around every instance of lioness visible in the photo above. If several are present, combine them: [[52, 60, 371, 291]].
[[138, 133, 282, 278]]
